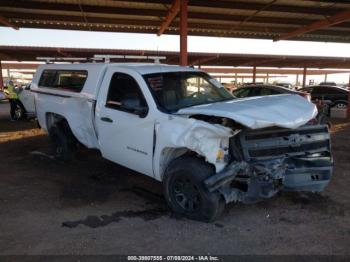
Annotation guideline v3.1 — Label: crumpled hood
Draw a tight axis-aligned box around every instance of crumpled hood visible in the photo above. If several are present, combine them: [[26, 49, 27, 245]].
[[176, 94, 318, 129]]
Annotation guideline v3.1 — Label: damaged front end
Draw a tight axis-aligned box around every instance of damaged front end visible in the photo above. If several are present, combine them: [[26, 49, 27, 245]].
[[205, 124, 333, 204]]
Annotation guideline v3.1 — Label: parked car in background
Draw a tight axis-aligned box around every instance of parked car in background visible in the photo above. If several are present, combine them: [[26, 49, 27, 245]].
[[232, 84, 310, 100], [232, 84, 331, 125], [275, 82, 293, 89], [319, 82, 337, 86], [242, 82, 264, 86], [4, 83, 36, 120], [299, 85, 349, 109], [340, 85, 349, 90]]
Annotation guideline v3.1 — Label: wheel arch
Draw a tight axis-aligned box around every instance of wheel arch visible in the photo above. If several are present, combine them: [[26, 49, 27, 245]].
[[46, 112, 69, 130], [45, 112, 77, 141], [157, 146, 213, 181]]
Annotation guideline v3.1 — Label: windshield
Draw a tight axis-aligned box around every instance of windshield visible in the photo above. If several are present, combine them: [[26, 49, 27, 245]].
[[143, 71, 234, 112]]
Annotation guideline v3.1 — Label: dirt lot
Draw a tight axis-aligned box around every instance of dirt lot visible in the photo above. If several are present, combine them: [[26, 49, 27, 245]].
[[0, 101, 349, 255]]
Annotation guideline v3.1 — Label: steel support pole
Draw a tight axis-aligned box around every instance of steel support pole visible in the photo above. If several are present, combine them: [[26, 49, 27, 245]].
[[179, 0, 188, 66], [324, 74, 328, 82], [302, 67, 307, 88], [348, 74, 350, 118], [253, 66, 257, 84], [296, 74, 299, 86], [348, 91, 350, 119], [0, 61, 3, 90]]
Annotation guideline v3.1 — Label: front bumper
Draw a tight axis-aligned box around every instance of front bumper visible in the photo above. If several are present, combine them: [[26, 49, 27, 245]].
[[283, 156, 332, 192], [204, 156, 332, 204], [204, 124, 333, 204]]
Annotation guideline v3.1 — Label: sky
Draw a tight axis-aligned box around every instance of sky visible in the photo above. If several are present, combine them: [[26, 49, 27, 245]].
[[1, 27, 350, 84]]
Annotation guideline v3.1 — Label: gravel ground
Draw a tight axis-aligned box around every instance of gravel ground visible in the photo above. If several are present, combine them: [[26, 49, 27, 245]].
[[0, 101, 349, 255]]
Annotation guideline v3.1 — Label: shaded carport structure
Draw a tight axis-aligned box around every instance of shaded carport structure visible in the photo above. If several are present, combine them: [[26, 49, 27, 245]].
[[1, 1, 350, 76], [1, 0, 350, 60], [2, 45, 350, 68], [2, 45, 350, 85], [1, 0, 350, 114]]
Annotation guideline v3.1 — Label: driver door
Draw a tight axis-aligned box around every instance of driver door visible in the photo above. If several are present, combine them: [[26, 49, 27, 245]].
[[95, 69, 155, 177]]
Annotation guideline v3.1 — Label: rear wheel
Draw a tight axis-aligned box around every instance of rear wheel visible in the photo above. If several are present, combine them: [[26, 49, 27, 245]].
[[48, 123, 77, 161], [13, 103, 25, 120], [163, 156, 225, 222]]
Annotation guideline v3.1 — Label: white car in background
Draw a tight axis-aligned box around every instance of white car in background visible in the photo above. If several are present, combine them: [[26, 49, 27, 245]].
[[17, 83, 36, 119], [1, 83, 35, 119]]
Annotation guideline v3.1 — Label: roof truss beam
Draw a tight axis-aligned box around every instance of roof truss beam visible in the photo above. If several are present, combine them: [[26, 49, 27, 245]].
[[0, 15, 19, 30], [189, 55, 219, 66], [157, 0, 180, 36], [0, 0, 343, 19], [110, 0, 343, 16], [202, 67, 350, 75], [2, 1, 350, 34], [274, 9, 350, 41], [238, 57, 287, 67], [235, 0, 277, 30]]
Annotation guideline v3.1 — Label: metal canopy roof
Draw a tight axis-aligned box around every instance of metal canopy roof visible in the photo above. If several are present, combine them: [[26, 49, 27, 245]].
[[3, 62, 349, 76], [1, 0, 350, 43], [1, 45, 350, 69]]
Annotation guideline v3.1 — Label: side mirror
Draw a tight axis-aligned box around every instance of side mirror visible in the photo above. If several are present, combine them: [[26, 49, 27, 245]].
[[121, 97, 148, 118]]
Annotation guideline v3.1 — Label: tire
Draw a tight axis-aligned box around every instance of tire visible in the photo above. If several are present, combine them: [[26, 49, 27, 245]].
[[48, 124, 76, 162], [163, 156, 225, 222], [13, 103, 25, 120]]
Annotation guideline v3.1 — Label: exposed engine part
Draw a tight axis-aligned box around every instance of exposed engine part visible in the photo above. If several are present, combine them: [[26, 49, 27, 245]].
[[189, 114, 244, 129], [207, 124, 332, 204]]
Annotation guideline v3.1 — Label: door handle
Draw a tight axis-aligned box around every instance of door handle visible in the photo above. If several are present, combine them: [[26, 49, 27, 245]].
[[100, 116, 113, 123]]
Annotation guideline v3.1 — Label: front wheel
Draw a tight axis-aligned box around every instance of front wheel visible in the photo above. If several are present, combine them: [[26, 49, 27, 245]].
[[163, 156, 225, 222]]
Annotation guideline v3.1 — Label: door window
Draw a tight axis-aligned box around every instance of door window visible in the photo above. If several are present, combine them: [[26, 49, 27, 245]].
[[233, 88, 251, 98], [259, 87, 280, 96], [106, 73, 148, 115]]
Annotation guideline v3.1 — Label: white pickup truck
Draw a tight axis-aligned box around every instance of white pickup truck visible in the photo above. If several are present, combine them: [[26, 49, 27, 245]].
[[32, 63, 332, 221]]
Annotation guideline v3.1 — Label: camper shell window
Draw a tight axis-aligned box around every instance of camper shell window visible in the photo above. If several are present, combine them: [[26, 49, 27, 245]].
[[39, 70, 88, 92]]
